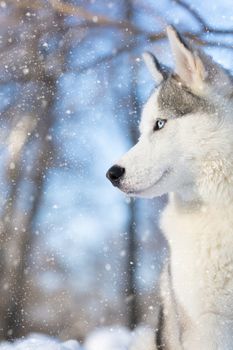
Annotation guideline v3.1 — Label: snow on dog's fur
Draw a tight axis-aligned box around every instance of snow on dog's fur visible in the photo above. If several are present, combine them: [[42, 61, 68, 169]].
[[107, 26, 233, 349]]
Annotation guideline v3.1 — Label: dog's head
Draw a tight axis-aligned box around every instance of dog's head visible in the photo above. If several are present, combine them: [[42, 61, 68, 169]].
[[106, 26, 233, 201]]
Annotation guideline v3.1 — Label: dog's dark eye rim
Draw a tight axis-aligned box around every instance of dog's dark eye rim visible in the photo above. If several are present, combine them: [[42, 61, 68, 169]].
[[153, 118, 167, 131]]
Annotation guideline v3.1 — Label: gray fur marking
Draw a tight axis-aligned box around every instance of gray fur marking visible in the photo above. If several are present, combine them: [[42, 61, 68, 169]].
[[157, 76, 212, 118]]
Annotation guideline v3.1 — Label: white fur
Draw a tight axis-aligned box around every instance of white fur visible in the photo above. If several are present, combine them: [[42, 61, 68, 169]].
[[129, 325, 157, 350], [111, 26, 233, 348], [142, 52, 164, 83], [161, 195, 233, 349]]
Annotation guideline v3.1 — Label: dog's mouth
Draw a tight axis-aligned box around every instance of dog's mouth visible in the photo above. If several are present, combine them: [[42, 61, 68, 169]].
[[123, 169, 171, 196]]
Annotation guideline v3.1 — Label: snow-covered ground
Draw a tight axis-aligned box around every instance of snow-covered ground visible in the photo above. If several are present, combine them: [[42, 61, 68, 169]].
[[0, 333, 80, 350], [0, 326, 156, 350]]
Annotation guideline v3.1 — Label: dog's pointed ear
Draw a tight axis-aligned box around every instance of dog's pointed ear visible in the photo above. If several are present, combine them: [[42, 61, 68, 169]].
[[143, 52, 168, 83], [166, 26, 207, 90]]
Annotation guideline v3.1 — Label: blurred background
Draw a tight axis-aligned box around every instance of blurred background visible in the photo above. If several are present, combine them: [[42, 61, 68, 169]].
[[0, 0, 233, 343]]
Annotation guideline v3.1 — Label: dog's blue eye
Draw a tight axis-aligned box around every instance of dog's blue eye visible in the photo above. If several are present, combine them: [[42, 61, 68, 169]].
[[153, 119, 167, 131]]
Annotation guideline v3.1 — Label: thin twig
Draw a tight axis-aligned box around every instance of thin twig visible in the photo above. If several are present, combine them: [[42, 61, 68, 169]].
[[172, 0, 208, 31], [173, 0, 233, 35]]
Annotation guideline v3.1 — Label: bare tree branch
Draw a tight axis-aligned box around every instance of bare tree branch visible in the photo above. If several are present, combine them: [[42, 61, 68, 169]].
[[71, 34, 233, 77], [172, 0, 209, 31], [173, 0, 233, 34]]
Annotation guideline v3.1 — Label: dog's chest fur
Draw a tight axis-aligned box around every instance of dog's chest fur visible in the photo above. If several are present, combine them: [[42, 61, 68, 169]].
[[160, 194, 233, 324]]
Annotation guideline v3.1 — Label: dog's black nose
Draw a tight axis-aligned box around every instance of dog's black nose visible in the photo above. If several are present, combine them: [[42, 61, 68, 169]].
[[106, 165, 125, 185]]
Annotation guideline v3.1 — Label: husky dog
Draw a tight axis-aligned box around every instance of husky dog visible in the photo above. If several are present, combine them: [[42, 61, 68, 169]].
[[106, 26, 233, 349]]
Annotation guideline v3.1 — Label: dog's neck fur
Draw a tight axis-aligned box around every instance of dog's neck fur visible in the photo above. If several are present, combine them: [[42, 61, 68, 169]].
[[167, 156, 233, 239], [177, 101, 233, 209], [170, 190, 233, 217]]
